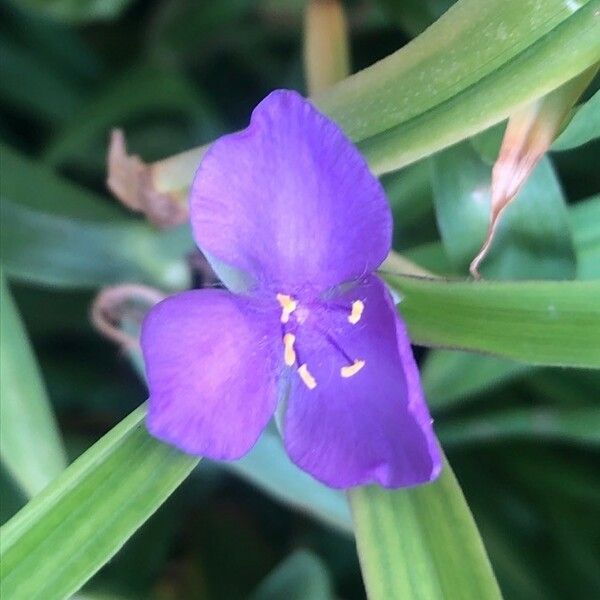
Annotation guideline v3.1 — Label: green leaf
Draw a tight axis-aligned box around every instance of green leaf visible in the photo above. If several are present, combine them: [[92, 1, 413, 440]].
[[317, 0, 600, 174], [132, 1, 600, 198], [423, 350, 529, 411], [227, 427, 352, 533], [0, 273, 66, 497], [439, 407, 600, 447], [249, 550, 334, 600], [350, 457, 501, 600], [386, 275, 600, 368], [1, 200, 190, 290], [553, 88, 600, 150], [570, 195, 600, 280], [0, 406, 198, 600], [0, 144, 119, 220], [431, 144, 576, 279], [0, 145, 190, 290], [470, 123, 506, 165], [14, 0, 136, 23]]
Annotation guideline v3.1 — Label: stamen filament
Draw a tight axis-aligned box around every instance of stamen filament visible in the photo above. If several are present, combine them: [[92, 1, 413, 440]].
[[276, 293, 298, 324], [283, 333, 297, 366], [348, 300, 364, 324], [298, 363, 317, 389], [322, 330, 353, 365], [341, 359, 365, 378]]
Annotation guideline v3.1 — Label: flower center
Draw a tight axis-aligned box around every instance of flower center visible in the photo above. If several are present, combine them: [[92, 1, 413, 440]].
[[276, 293, 366, 390]]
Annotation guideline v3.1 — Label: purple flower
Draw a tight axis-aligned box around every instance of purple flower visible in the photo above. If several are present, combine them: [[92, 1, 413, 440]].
[[141, 90, 441, 489]]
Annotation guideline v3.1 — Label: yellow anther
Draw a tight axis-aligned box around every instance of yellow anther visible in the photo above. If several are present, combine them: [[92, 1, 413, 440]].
[[341, 359, 366, 378], [283, 333, 297, 366], [276, 293, 298, 324], [298, 363, 317, 390], [348, 300, 364, 325]]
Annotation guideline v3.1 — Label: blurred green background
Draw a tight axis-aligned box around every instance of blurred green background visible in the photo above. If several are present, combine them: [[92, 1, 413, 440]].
[[1, 1, 599, 598]]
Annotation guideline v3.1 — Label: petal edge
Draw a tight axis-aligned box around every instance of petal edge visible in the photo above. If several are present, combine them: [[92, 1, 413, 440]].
[[142, 289, 279, 459], [191, 90, 392, 292]]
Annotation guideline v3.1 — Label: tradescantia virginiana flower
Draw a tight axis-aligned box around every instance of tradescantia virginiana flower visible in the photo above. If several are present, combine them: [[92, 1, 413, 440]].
[[141, 90, 442, 489]]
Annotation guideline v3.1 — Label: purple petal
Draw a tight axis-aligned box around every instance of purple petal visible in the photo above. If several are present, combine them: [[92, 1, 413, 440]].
[[141, 289, 279, 459], [283, 275, 441, 489], [191, 90, 392, 292]]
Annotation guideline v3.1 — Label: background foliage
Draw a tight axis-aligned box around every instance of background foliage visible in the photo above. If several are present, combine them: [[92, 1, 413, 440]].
[[1, 0, 599, 598]]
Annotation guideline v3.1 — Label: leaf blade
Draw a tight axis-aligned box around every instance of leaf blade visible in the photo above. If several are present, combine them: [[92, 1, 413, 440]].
[[320, 0, 600, 174], [227, 428, 352, 533], [115, 1, 600, 197], [387, 275, 600, 368], [423, 350, 529, 411], [249, 550, 334, 600], [439, 407, 600, 447], [553, 88, 600, 151], [0, 145, 190, 290], [350, 457, 501, 600], [0, 407, 198, 600], [0, 273, 67, 497], [570, 195, 600, 280]]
